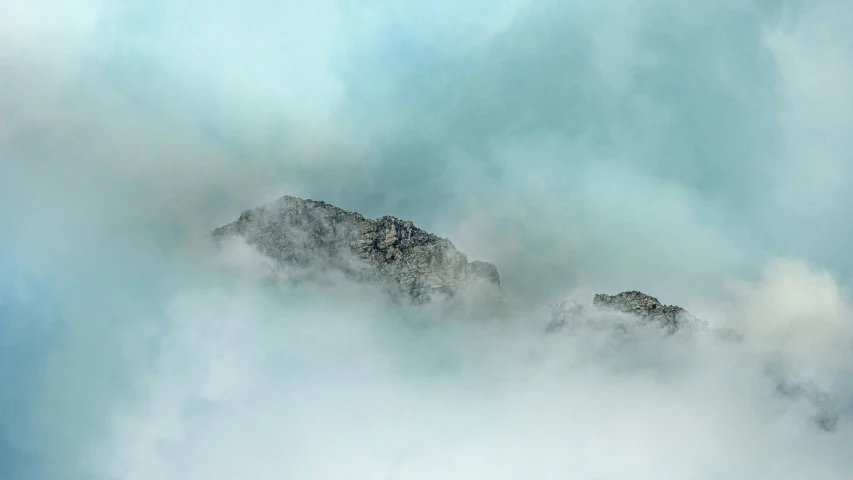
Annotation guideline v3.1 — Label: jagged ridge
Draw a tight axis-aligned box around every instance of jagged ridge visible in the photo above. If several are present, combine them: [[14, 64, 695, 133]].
[[212, 195, 501, 303], [592, 291, 700, 332], [547, 290, 706, 335]]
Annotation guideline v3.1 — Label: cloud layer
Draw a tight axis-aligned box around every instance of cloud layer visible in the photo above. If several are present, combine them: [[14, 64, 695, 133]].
[[2, 0, 853, 478]]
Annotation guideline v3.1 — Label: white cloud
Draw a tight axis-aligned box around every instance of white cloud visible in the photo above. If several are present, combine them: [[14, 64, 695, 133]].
[[3, 0, 853, 478]]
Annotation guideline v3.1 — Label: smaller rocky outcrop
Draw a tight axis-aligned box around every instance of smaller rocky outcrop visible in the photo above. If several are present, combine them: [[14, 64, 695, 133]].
[[592, 291, 699, 332], [548, 290, 704, 334]]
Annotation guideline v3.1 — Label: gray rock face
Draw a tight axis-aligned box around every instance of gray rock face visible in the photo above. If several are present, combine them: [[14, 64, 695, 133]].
[[592, 291, 698, 332], [548, 290, 705, 334], [212, 196, 501, 303]]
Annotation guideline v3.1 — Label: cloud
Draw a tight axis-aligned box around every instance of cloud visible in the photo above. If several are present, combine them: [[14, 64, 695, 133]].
[[2, 0, 853, 478], [3, 0, 852, 295], [21, 256, 850, 479]]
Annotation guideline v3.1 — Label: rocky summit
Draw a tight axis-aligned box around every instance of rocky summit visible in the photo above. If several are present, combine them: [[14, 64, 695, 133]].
[[212, 195, 502, 303], [548, 290, 705, 334], [592, 291, 701, 332]]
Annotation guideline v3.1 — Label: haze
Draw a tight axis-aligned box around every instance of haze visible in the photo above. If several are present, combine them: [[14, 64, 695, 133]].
[[2, 1, 853, 478]]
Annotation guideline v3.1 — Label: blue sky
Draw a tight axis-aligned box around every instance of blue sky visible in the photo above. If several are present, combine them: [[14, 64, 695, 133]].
[[2, 0, 853, 478]]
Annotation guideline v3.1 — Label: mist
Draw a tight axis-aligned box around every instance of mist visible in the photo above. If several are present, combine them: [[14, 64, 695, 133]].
[[2, 0, 853, 478]]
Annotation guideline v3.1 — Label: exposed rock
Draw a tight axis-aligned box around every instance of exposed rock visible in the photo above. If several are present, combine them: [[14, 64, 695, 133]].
[[211, 196, 501, 303], [592, 291, 703, 333], [547, 291, 705, 334]]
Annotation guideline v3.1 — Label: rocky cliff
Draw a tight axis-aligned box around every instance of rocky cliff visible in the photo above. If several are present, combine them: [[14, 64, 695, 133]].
[[212, 195, 502, 303]]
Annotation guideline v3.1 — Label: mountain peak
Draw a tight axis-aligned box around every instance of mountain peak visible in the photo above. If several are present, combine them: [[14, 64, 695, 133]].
[[592, 290, 701, 332], [212, 195, 501, 303]]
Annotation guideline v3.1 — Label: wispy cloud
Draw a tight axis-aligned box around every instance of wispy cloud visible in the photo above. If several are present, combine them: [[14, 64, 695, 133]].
[[2, 0, 853, 478]]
